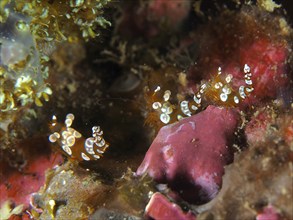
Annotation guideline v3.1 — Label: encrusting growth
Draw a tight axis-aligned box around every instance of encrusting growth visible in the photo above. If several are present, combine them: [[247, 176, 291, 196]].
[[49, 113, 109, 161]]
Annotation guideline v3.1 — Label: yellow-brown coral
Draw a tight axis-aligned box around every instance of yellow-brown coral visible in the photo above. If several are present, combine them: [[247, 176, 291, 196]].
[[12, 0, 112, 42]]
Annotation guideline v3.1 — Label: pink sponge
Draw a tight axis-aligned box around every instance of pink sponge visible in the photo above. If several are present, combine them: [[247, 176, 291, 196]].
[[145, 192, 196, 220], [227, 39, 289, 105], [257, 205, 280, 220], [137, 106, 239, 204]]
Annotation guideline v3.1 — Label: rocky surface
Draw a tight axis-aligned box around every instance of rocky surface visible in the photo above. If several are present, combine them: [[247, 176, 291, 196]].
[[196, 112, 293, 220]]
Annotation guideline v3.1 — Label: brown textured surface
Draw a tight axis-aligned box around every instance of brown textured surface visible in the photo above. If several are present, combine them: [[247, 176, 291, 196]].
[[197, 112, 293, 220]]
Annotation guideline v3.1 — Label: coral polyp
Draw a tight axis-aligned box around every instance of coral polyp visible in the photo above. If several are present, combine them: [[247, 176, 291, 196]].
[[49, 113, 109, 161]]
